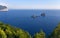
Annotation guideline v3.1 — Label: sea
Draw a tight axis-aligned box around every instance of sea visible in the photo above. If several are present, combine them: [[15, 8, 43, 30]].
[[0, 9, 60, 36]]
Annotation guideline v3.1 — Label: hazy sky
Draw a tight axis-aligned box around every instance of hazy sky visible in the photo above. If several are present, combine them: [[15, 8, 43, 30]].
[[0, 0, 60, 9]]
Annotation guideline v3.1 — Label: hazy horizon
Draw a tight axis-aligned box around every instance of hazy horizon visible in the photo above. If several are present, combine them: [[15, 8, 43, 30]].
[[0, 0, 60, 9]]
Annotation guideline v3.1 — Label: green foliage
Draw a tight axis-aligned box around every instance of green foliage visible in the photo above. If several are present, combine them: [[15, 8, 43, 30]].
[[0, 22, 32, 38], [50, 23, 60, 38], [0, 22, 4, 25], [16, 30, 32, 38], [1, 22, 60, 38], [33, 23, 60, 38], [34, 30, 46, 38], [0, 28, 7, 38]]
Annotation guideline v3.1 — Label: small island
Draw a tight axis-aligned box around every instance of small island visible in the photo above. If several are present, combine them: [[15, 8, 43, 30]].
[[31, 13, 45, 19], [0, 5, 8, 11], [41, 13, 45, 16], [31, 15, 38, 18]]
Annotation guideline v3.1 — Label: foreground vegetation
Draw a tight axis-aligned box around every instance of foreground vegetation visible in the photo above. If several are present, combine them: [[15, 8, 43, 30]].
[[0, 22, 32, 38], [49, 23, 60, 38], [33, 23, 60, 38], [33, 29, 46, 38], [0, 22, 60, 38]]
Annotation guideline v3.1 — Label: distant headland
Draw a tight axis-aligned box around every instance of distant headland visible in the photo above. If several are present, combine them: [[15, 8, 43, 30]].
[[0, 5, 8, 11]]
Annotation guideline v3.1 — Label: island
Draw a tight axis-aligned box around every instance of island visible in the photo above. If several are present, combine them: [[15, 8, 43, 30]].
[[31, 15, 40, 19], [31, 13, 45, 19], [31, 15, 38, 18], [41, 13, 45, 16], [0, 5, 8, 11]]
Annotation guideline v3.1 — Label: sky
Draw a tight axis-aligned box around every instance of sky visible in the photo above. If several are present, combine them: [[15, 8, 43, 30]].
[[0, 0, 60, 9]]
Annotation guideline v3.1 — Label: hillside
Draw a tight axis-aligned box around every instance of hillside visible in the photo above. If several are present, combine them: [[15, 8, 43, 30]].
[[0, 22, 32, 38]]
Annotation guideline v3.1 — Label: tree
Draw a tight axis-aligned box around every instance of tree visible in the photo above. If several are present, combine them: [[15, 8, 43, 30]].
[[0, 22, 4, 25], [50, 23, 60, 38], [15, 29, 32, 38], [0, 22, 32, 38], [0, 28, 7, 38], [5, 29, 13, 38], [34, 29, 46, 38]]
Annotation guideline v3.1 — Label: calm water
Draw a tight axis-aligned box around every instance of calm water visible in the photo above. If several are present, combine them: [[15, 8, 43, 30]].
[[0, 9, 60, 35]]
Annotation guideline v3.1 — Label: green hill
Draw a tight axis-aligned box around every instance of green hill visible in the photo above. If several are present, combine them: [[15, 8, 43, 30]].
[[0, 22, 32, 38]]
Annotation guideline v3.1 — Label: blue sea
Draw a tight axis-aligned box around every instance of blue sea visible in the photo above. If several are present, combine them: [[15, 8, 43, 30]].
[[0, 9, 60, 36]]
